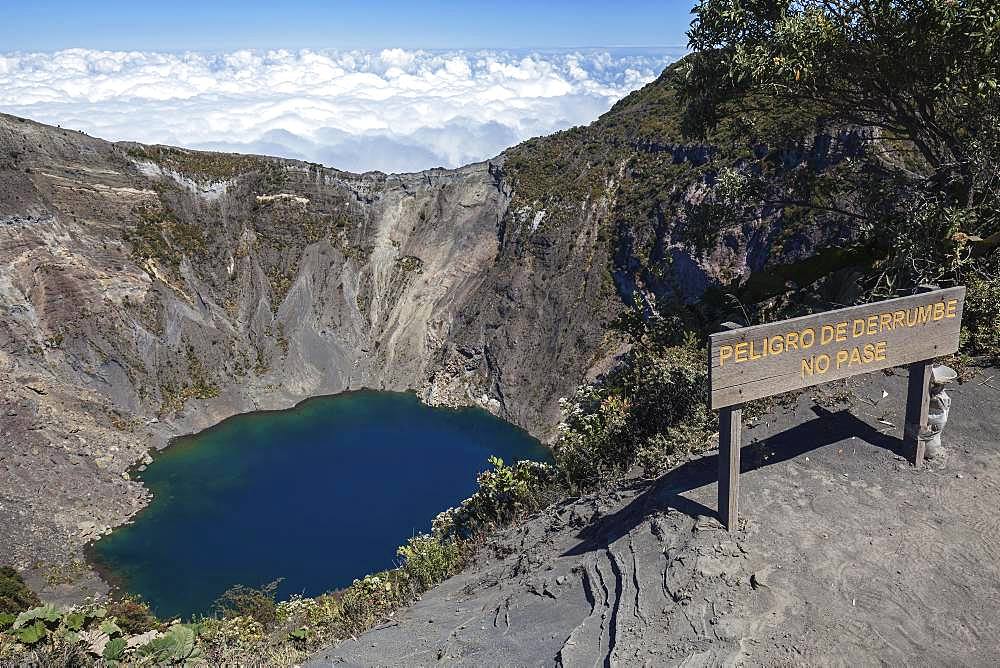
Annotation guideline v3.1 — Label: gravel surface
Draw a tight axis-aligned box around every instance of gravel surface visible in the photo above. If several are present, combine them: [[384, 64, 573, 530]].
[[310, 368, 1000, 667]]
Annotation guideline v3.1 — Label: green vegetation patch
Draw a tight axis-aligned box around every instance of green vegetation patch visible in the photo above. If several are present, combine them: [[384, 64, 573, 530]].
[[0, 567, 40, 616], [157, 344, 221, 415], [123, 204, 206, 277], [395, 255, 423, 273], [125, 144, 268, 183]]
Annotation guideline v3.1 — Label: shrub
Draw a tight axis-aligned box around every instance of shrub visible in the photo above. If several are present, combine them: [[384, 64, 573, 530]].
[[962, 251, 1000, 364], [105, 595, 159, 634], [555, 392, 635, 489], [337, 573, 401, 634], [555, 332, 713, 490], [397, 534, 464, 591], [197, 615, 268, 665], [214, 580, 282, 629], [0, 567, 40, 616], [434, 458, 558, 540]]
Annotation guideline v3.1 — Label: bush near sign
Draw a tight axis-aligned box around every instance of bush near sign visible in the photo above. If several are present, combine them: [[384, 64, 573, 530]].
[[709, 287, 966, 410]]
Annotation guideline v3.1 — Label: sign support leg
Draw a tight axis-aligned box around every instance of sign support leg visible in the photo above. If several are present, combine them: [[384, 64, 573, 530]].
[[718, 405, 742, 531], [904, 361, 932, 467]]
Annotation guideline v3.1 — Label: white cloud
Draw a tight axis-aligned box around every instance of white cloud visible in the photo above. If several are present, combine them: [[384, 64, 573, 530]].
[[0, 48, 681, 174]]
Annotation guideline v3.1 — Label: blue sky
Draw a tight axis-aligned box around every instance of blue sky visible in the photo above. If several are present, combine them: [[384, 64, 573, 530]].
[[1, 1, 694, 51]]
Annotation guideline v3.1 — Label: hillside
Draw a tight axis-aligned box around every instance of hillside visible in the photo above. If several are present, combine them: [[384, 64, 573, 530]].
[[0, 63, 882, 584], [310, 370, 1000, 666], [0, 117, 605, 579]]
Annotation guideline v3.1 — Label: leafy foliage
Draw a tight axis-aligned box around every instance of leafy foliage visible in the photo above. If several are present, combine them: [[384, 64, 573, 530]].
[[138, 623, 201, 664], [98, 618, 124, 637], [336, 573, 400, 632], [396, 534, 464, 591], [555, 321, 713, 489], [63, 611, 86, 632], [12, 604, 61, 629], [432, 458, 559, 541], [103, 636, 127, 662], [682, 0, 1000, 294], [214, 580, 282, 629], [12, 621, 46, 645], [962, 250, 1000, 363], [106, 595, 159, 634]]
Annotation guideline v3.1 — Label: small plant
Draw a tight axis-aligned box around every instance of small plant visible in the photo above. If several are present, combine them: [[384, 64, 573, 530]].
[[214, 580, 283, 629], [62, 611, 86, 631], [103, 636, 127, 662], [138, 623, 201, 664], [432, 458, 558, 541], [106, 595, 159, 634], [11, 620, 46, 645], [962, 252, 1000, 364], [337, 573, 399, 633], [397, 534, 464, 591]]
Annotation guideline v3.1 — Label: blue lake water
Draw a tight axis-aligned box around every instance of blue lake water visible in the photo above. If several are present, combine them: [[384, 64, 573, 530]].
[[90, 391, 550, 619]]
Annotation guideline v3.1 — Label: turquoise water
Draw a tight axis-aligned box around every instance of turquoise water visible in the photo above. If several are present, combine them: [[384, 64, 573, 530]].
[[90, 391, 549, 619]]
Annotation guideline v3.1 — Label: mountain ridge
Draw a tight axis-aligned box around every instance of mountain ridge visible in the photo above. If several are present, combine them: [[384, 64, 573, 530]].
[[0, 108, 615, 582], [0, 63, 881, 596]]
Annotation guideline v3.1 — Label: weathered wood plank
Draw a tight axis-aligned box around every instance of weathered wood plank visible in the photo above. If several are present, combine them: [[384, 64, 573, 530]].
[[904, 361, 932, 467], [718, 405, 741, 531], [709, 287, 965, 409]]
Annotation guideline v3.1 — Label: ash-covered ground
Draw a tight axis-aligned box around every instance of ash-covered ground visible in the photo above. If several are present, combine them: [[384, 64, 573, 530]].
[[310, 369, 1000, 666]]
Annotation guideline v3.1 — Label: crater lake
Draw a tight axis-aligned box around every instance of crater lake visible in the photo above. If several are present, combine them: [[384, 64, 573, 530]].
[[89, 390, 550, 619]]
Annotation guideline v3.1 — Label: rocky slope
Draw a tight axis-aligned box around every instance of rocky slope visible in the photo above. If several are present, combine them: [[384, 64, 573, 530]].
[[0, 115, 613, 579], [0, 64, 875, 592], [309, 370, 1000, 666]]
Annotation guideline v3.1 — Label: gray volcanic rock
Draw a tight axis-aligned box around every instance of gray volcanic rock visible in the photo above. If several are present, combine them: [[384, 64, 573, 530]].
[[308, 371, 1000, 666], [0, 115, 617, 583], [0, 66, 882, 595]]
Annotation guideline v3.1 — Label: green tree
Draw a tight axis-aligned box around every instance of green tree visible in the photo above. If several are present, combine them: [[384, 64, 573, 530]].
[[681, 0, 999, 294]]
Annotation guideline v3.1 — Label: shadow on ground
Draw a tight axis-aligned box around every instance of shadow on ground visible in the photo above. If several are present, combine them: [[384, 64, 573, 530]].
[[563, 406, 907, 556]]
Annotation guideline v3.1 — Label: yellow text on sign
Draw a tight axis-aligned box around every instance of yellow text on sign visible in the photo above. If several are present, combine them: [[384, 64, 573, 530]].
[[716, 298, 959, 376]]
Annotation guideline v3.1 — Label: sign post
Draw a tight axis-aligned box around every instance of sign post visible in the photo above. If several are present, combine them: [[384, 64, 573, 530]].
[[904, 361, 933, 467], [708, 286, 966, 531], [718, 404, 742, 531]]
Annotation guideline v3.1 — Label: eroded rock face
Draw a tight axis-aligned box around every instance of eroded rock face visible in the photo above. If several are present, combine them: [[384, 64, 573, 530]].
[[0, 91, 870, 586], [0, 114, 619, 573]]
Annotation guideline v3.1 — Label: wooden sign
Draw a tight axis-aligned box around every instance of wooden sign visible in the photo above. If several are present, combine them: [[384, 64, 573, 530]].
[[709, 286, 966, 531], [709, 287, 965, 410]]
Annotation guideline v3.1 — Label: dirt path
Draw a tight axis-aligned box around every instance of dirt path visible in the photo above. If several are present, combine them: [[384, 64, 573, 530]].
[[309, 367, 1000, 666]]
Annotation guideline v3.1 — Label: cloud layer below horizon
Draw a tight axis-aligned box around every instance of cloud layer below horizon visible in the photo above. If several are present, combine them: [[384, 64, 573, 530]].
[[0, 48, 680, 173]]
